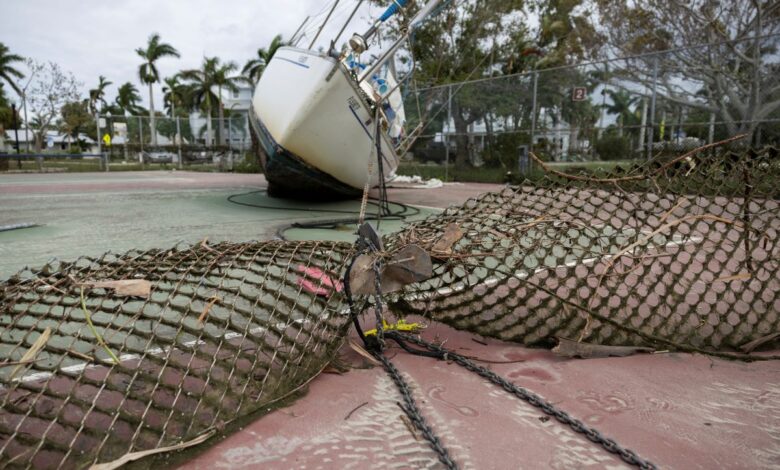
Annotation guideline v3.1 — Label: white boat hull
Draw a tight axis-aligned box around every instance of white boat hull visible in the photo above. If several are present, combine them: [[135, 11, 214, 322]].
[[250, 46, 400, 198]]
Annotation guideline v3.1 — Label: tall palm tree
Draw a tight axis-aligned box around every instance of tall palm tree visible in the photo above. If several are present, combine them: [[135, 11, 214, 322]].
[[162, 75, 186, 118], [242, 34, 285, 84], [136, 33, 180, 145], [213, 61, 241, 145], [604, 89, 638, 137], [88, 75, 113, 115], [115, 82, 143, 116], [0, 42, 25, 95], [180, 57, 219, 146]]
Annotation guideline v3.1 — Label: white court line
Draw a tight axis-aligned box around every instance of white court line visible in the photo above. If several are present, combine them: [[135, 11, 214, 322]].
[[412, 229, 704, 298], [7, 310, 344, 385]]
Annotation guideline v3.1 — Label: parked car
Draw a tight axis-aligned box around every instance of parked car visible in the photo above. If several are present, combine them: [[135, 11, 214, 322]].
[[143, 151, 176, 163]]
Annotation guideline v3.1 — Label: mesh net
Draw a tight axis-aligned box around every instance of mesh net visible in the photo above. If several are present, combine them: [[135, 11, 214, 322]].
[[0, 241, 353, 468], [389, 146, 780, 353], [2, 145, 779, 467]]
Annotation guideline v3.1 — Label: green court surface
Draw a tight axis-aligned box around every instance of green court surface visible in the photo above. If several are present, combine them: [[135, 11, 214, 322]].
[[0, 173, 435, 277]]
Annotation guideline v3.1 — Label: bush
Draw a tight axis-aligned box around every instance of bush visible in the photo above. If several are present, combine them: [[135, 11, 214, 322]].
[[594, 135, 631, 161]]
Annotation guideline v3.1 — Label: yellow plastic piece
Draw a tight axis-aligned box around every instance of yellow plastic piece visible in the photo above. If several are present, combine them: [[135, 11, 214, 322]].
[[364, 318, 424, 336]]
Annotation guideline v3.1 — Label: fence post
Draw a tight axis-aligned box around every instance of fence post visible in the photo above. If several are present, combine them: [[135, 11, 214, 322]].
[[530, 70, 538, 154], [176, 116, 183, 169], [445, 84, 452, 181], [647, 56, 658, 159], [138, 116, 144, 167], [104, 152, 110, 172]]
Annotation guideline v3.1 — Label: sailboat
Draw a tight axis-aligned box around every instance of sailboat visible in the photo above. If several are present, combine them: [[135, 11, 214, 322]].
[[249, 0, 441, 198]]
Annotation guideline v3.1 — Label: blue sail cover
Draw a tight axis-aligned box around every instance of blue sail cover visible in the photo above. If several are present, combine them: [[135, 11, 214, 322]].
[[379, 0, 410, 22]]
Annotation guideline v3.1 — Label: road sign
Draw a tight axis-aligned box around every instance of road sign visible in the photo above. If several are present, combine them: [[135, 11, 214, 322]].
[[572, 87, 587, 102], [46, 136, 54, 148], [102, 133, 112, 147]]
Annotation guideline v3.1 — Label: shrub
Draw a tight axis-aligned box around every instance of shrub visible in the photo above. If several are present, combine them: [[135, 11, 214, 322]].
[[594, 135, 631, 161]]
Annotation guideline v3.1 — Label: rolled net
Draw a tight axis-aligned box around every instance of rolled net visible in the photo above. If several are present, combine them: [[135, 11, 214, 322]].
[[0, 241, 352, 468], [2, 145, 779, 468], [390, 146, 780, 352]]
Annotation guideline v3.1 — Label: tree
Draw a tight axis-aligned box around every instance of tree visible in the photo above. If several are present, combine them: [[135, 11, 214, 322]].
[[25, 60, 81, 150], [242, 34, 285, 84], [114, 82, 144, 116], [602, 89, 638, 137], [180, 57, 219, 146], [136, 33, 180, 145], [162, 75, 187, 118], [594, 0, 780, 142], [59, 100, 94, 149], [0, 42, 24, 95], [88, 75, 112, 115], [213, 61, 242, 145]]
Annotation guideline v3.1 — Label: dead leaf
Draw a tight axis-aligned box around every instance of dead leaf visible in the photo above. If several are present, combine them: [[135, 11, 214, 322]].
[[715, 272, 752, 283], [90, 430, 215, 470], [88, 280, 151, 298], [198, 296, 220, 324], [9, 328, 51, 379], [740, 332, 780, 353], [552, 337, 654, 359], [348, 339, 380, 366], [431, 223, 463, 254]]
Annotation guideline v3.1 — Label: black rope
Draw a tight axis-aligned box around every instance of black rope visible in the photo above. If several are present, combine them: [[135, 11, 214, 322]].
[[384, 331, 659, 470]]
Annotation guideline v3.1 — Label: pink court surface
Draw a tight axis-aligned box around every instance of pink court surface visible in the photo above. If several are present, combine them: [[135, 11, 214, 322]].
[[1, 171, 779, 468]]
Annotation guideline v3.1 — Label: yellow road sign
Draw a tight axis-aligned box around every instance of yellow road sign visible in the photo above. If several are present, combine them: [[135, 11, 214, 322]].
[[102, 133, 111, 147]]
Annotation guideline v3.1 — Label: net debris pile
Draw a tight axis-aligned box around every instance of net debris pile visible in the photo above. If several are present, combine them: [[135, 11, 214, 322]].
[[0, 240, 353, 469], [390, 147, 780, 353]]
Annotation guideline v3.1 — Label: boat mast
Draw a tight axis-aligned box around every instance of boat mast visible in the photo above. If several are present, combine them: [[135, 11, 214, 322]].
[[350, 0, 443, 82], [309, 0, 341, 49]]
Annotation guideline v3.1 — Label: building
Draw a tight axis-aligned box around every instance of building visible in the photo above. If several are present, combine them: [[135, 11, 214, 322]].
[[187, 84, 253, 149], [1, 129, 98, 153]]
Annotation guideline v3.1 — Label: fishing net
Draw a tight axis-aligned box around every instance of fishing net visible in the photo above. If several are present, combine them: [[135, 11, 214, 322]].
[[389, 145, 780, 354], [0, 241, 353, 468]]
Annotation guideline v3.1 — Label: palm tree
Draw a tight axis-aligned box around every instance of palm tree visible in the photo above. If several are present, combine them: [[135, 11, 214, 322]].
[[162, 75, 187, 117], [242, 34, 285, 84], [213, 61, 242, 145], [604, 89, 638, 137], [0, 42, 25, 95], [180, 57, 219, 146], [115, 82, 143, 116], [88, 75, 113, 115], [136, 33, 180, 145]]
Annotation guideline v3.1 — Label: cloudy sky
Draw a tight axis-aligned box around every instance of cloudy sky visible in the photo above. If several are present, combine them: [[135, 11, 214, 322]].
[[1, 0, 376, 106]]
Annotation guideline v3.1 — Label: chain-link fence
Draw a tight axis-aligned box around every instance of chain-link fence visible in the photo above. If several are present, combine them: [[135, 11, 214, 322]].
[[404, 34, 780, 172], [94, 113, 253, 171]]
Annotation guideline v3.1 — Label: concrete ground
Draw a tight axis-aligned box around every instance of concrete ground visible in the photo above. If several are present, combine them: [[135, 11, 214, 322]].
[[2, 171, 778, 469], [0, 171, 497, 277]]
